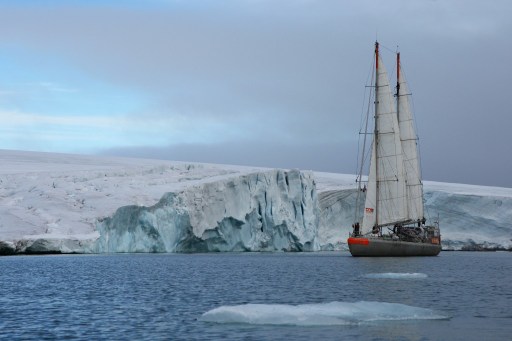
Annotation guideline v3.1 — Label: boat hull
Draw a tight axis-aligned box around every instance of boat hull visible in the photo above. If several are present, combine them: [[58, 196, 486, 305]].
[[347, 237, 441, 257]]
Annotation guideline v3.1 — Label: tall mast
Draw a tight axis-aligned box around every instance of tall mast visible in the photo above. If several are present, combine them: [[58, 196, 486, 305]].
[[361, 42, 410, 233], [396, 50, 425, 222], [374, 41, 379, 228], [396, 52, 400, 121]]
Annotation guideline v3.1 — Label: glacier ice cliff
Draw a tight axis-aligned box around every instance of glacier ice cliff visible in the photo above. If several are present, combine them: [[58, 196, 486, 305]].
[[1, 151, 511, 254], [93, 171, 512, 253], [95, 169, 320, 253], [422, 191, 512, 250]]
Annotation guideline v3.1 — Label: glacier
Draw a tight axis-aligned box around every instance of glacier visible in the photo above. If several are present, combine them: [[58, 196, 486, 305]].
[[315, 174, 512, 251], [0, 150, 511, 254], [96, 169, 319, 253]]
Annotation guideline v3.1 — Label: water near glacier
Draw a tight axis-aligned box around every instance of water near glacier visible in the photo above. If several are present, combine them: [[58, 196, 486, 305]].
[[1, 252, 511, 340]]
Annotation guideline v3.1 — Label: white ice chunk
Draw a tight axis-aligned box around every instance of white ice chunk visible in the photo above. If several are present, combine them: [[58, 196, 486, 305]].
[[363, 273, 428, 279], [200, 301, 448, 326]]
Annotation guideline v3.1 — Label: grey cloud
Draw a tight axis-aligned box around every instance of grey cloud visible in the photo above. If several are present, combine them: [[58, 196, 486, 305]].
[[0, 1, 511, 187]]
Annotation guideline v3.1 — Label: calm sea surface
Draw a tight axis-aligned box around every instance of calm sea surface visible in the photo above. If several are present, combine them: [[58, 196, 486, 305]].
[[1, 252, 511, 340]]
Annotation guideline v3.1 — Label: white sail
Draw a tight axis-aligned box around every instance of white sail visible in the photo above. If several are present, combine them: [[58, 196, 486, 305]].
[[362, 140, 377, 233], [348, 43, 441, 257], [397, 60, 424, 221], [361, 51, 408, 234]]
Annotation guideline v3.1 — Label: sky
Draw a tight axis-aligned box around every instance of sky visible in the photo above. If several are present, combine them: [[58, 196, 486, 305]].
[[0, 0, 511, 188]]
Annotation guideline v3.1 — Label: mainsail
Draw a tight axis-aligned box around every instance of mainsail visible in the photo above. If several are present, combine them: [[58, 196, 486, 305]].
[[361, 43, 407, 234], [397, 53, 424, 222]]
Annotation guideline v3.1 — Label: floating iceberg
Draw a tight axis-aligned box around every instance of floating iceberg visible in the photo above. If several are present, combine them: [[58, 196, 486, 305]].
[[200, 301, 448, 326], [363, 273, 428, 279]]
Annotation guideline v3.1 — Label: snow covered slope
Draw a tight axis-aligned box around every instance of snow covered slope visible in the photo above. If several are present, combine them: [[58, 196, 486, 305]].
[[0, 150, 511, 254]]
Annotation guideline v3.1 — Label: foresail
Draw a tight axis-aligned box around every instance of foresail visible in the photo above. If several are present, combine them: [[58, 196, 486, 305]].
[[361, 141, 377, 233], [362, 53, 408, 233], [397, 64, 424, 221]]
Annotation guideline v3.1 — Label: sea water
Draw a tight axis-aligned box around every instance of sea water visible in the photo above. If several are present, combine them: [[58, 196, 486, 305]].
[[0, 252, 511, 340]]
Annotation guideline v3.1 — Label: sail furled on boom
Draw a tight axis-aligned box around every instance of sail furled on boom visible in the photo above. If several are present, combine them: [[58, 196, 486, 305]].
[[361, 50, 408, 234]]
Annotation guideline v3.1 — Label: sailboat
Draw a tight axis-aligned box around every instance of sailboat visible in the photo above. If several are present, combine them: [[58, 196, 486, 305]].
[[347, 42, 441, 257]]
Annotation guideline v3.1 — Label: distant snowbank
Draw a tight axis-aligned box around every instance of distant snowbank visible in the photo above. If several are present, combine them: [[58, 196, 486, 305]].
[[0, 150, 511, 254], [313, 171, 512, 198], [425, 181, 512, 198]]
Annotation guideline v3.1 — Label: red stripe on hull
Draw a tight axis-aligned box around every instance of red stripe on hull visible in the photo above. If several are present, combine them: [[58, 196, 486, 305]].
[[347, 237, 369, 246]]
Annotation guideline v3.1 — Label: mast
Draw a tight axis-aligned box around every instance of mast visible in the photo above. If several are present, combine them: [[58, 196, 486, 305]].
[[396, 50, 424, 222], [396, 52, 400, 120], [374, 41, 380, 228], [361, 41, 407, 235]]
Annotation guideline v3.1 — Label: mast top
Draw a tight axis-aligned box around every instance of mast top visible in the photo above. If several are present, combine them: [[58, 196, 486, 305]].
[[375, 41, 379, 70], [397, 52, 400, 82]]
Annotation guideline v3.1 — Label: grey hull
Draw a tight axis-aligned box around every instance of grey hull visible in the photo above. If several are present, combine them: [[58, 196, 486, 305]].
[[348, 238, 441, 257]]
